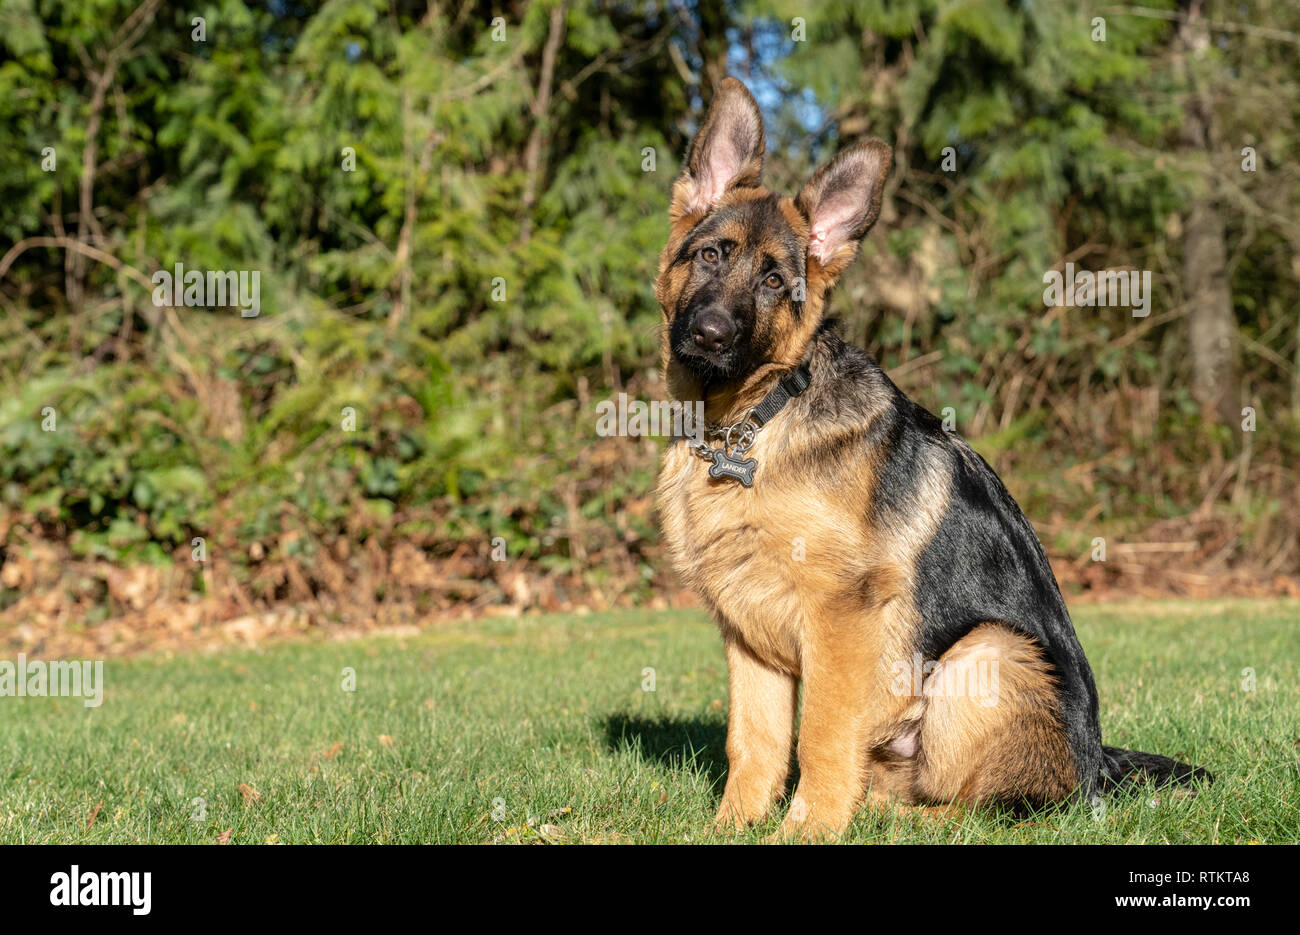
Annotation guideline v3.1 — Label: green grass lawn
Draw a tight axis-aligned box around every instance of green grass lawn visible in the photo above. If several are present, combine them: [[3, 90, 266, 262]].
[[1, 600, 1297, 844]]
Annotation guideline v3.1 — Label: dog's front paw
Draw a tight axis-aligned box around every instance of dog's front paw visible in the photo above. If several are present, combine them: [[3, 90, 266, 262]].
[[768, 794, 850, 843], [712, 804, 750, 835], [713, 778, 780, 833], [712, 794, 764, 834]]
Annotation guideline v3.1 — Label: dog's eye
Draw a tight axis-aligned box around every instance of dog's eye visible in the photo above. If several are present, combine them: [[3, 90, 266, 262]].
[[700, 246, 719, 263], [764, 273, 784, 290]]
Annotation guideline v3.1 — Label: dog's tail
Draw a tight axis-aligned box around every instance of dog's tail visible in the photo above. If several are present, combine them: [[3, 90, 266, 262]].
[[1101, 745, 1211, 790]]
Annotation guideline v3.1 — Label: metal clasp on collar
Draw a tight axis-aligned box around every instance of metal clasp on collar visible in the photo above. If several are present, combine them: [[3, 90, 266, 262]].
[[723, 411, 758, 455], [689, 410, 757, 459]]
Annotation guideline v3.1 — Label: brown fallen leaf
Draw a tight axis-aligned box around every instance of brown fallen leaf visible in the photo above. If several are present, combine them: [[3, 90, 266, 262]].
[[216, 829, 233, 844], [86, 799, 103, 830], [238, 783, 261, 804], [379, 734, 395, 746], [323, 742, 344, 760]]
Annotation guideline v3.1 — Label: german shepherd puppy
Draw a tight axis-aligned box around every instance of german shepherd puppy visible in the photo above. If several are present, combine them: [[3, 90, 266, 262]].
[[655, 78, 1207, 839]]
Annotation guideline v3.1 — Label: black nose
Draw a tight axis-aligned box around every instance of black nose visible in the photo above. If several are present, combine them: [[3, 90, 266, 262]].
[[692, 310, 735, 352]]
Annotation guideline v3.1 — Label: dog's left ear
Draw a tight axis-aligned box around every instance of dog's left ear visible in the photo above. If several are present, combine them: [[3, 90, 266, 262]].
[[670, 77, 765, 219], [796, 139, 892, 276]]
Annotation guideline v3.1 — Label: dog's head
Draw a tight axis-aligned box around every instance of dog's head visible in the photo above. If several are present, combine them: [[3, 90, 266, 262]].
[[656, 78, 891, 392]]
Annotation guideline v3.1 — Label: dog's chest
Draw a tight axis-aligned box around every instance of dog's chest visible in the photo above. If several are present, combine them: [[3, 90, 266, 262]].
[[657, 442, 856, 672]]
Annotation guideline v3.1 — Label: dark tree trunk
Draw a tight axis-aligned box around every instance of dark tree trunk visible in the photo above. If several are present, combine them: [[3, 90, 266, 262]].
[[1178, 2, 1240, 427]]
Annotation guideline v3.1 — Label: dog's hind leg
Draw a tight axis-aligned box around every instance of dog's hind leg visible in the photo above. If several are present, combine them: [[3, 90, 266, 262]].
[[908, 623, 1079, 806]]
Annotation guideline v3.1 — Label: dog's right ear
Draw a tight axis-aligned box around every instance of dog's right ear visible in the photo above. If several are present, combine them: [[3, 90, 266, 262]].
[[670, 77, 765, 220], [795, 139, 892, 284]]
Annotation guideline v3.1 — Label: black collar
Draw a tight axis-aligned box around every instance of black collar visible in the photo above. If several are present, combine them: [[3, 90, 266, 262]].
[[683, 363, 813, 488], [748, 364, 812, 427]]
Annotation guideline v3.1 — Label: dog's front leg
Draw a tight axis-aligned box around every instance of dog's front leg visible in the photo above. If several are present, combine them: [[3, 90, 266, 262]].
[[714, 636, 798, 832], [778, 631, 876, 841]]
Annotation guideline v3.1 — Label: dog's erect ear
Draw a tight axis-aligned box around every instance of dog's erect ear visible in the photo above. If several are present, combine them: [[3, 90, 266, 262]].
[[795, 139, 892, 272], [670, 77, 765, 219]]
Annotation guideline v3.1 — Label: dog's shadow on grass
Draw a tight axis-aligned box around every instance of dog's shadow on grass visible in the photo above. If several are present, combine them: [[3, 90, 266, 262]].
[[603, 713, 729, 786]]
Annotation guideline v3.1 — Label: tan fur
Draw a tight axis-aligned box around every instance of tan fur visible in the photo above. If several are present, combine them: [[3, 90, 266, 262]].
[[910, 624, 1078, 804], [713, 636, 798, 829]]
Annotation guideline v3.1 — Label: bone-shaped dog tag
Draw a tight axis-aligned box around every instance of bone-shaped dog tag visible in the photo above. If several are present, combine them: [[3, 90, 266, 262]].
[[707, 450, 757, 487]]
